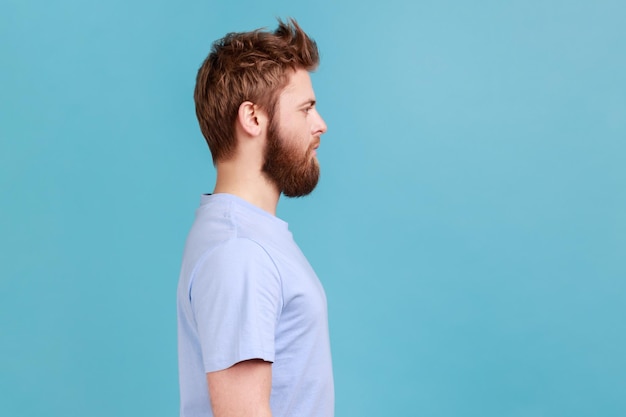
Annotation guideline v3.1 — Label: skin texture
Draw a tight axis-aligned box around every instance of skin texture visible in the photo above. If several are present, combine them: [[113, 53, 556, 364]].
[[207, 360, 272, 417], [207, 69, 326, 416]]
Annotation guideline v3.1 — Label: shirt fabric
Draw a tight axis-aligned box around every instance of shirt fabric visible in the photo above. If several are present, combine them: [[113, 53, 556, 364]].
[[177, 193, 334, 417]]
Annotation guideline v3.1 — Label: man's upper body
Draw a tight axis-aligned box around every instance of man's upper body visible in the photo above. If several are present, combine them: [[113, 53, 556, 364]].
[[177, 19, 333, 417], [177, 194, 334, 417]]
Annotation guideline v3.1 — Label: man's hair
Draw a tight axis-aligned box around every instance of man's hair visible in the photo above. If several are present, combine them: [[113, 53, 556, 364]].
[[194, 18, 319, 163]]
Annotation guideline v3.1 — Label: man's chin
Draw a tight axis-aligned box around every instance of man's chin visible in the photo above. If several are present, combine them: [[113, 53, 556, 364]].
[[282, 171, 320, 198], [282, 181, 318, 198]]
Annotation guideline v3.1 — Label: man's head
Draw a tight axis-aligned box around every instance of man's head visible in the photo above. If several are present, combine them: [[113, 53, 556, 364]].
[[194, 18, 320, 165]]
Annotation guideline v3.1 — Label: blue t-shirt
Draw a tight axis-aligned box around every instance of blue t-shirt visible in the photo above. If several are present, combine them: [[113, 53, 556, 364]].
[[177, 194, 334, 417]]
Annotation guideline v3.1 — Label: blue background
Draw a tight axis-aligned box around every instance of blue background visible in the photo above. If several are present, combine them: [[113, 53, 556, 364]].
[[2, 0, 625, 416]]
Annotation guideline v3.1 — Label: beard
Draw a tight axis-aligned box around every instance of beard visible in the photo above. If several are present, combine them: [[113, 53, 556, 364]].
[[261, 118, 320, 198]]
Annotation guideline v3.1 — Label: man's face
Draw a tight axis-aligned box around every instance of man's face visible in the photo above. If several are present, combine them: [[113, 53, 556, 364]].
[[262, 69, 328, 197]]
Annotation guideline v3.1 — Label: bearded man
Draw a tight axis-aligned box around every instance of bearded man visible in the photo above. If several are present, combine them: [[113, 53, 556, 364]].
[[176, 19, 334, 417]]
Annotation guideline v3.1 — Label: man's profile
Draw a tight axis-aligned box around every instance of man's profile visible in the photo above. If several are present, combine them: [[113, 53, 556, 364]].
[[176, 19, 334, 417]]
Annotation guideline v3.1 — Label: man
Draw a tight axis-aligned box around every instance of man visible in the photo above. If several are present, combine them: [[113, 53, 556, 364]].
[[177, 19, 334, 417]]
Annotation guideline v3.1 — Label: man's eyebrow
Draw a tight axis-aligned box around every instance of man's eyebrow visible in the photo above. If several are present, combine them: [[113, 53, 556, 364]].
[[298, 99, 316, 108]]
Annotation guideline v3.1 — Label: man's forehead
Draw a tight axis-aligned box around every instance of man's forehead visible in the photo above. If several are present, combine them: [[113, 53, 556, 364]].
[[280, 69, 315, 99]]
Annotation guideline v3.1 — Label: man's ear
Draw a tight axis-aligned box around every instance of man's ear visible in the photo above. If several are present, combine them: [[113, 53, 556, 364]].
[[237, 101, 266, 137]]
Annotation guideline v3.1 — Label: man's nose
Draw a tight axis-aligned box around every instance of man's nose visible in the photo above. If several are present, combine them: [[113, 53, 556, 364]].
[[315, 111, 327, 135]]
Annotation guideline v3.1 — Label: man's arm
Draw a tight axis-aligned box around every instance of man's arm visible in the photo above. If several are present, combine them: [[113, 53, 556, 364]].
[[207, 359, 273, 417]]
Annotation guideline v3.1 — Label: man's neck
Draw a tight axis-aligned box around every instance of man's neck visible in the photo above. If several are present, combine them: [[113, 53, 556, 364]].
[[213, 162, 280, 215]]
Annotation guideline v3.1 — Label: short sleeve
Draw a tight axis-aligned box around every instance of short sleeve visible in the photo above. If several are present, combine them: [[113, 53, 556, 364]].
[[189, 238, 282, 373]]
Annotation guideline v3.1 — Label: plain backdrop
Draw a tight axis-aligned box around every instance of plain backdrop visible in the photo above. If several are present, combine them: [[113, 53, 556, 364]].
[[1, 0, 625, 416]]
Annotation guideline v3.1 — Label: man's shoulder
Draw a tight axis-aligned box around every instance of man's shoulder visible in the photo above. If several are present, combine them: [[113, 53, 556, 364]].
[[203, 236, 274, 264]]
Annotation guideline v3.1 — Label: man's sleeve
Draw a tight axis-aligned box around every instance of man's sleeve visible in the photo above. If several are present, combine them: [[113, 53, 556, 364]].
[[189, 238, 282, 373]]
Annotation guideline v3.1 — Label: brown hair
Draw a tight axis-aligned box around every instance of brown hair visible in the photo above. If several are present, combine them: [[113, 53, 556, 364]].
[[194, 18, 319, 163]]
